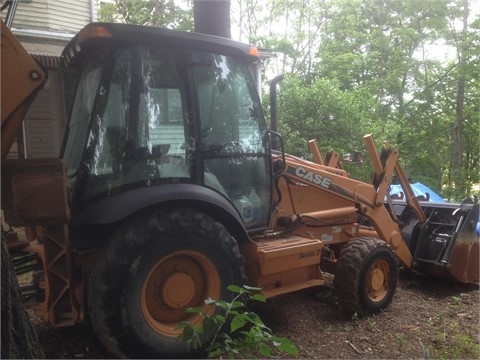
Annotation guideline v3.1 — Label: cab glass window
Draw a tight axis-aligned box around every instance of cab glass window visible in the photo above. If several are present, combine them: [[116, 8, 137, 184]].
[[62, 61, 103, 177], [84, 47, 191, 200], [193, 54, 271, 228]]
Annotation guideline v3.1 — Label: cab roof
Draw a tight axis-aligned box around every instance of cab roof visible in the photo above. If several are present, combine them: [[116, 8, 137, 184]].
[[62, 22, 259, 68]]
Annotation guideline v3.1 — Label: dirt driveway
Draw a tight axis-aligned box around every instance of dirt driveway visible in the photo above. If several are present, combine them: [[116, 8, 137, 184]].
[[31, 271, 479, 359], [258, 273, 479, 359]]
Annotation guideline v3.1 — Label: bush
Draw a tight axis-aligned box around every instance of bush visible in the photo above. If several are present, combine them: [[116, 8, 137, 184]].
[[179, 285, 299, 358]]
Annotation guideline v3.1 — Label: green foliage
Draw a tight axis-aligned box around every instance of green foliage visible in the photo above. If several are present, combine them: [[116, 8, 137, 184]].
[[276, 74, 379, 161], [178, 285, 298, 359], [97, 0, 193, 30], [251, 0, 479, 199], [396, 333, 406, 350], [429, 323, 480, 359]]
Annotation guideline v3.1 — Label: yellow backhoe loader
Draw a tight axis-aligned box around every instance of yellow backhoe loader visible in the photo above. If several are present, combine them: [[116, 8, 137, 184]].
[[2, 18, 478, 358]]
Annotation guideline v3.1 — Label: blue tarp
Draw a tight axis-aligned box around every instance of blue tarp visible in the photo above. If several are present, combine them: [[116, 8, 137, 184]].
[[388, 182, 446, 202]]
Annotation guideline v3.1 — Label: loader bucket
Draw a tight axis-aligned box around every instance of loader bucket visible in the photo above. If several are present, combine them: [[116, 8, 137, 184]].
[[446, 202, 479, 283], [409, 200, 479, 283]]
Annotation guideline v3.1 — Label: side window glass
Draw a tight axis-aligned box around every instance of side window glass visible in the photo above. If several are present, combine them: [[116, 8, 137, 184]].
[[62, 63, 103, 178], [141, 88, 189, 178], [85, 48, 191, 200], [194, 54, 271, 228], [196, 56, 264, 154], [93, 83, 125, 176]]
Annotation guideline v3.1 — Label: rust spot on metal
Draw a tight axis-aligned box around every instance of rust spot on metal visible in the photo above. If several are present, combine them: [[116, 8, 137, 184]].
[[1, 158, 70, 226], [448, 233, 480, 283]]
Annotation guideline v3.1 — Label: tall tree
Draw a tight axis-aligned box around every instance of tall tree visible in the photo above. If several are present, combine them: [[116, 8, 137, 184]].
[[235, 0, 330, 76], [443, 0, 479, 198], [98, 0, 193, 30], [232, 0, 263, 42], [98, 0, 232, 38]]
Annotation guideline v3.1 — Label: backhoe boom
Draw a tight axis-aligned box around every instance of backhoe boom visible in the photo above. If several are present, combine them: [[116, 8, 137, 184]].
[[1, 21, 46, 160]]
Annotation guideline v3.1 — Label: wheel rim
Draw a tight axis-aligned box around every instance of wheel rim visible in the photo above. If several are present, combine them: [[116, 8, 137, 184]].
[[141, 250, 221, 337], [365, 258, 391, 302]]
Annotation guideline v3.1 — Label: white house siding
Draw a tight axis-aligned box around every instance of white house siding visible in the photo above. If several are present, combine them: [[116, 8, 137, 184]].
[[150, 126, 186, 157], [24, 70, 66, 158], [4, 0, 94, 159], [8, 1, 49, 31], [12, 0, 93, 33], [5, 68, 66, 160]]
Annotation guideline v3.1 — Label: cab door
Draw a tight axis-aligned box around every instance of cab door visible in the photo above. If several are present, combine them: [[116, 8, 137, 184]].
[[192, 53, 272, 230]]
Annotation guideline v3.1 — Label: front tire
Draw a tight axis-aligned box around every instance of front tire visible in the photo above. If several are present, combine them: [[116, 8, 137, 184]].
[[88, 208, 245, 358], [334, 237, 398, 315]]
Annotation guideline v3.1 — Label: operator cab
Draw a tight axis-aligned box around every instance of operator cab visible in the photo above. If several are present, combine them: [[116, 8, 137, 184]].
[[61, 23, 273, 230]]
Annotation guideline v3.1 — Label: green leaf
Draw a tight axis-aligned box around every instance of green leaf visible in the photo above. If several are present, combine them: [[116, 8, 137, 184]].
[[259, 343, 272, 357], [230, 316, 247, 333], [180, 324, 195, 342], [214, 314, 226, 322], [251, 294, 266, 302], [226, 284, 244, 293], [208, 348, 222, 358], [273, 337, 299, 355], [203, 316, 217, 333], [230, 300, 244, 309], [215, 300, 229, 310]]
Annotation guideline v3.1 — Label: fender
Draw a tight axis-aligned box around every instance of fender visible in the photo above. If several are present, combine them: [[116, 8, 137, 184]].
[[71, 183, 248, 240]]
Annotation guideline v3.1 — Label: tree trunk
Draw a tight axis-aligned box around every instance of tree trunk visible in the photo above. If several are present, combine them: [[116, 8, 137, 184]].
[[1, 237, 45, 359], [452, 0, 469, 196], [194, 0, 231, 38], [453, 73, 465, 184]]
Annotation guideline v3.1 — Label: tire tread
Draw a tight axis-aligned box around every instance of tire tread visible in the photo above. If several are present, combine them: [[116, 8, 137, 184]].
[[334, 237, 398, 316], [88, 208, 246, 358]]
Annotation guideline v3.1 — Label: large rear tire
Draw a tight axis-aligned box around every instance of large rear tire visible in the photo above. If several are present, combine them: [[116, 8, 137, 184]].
[[334, 237, 398, 315], [88, 208, 246, 358]]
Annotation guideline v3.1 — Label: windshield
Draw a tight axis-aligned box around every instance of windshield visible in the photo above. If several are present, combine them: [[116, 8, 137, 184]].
[[62, 61, 103, 177]]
